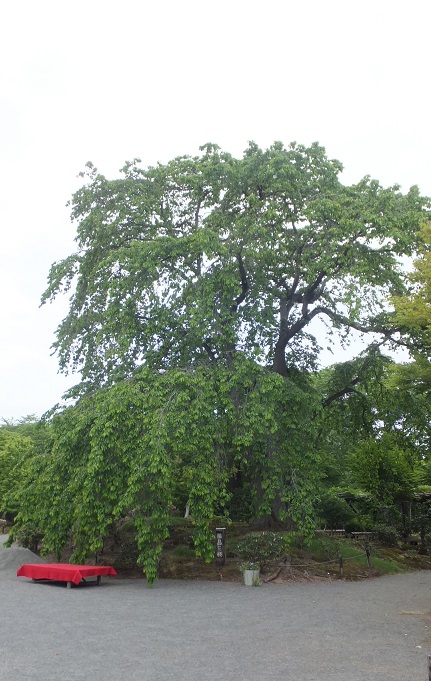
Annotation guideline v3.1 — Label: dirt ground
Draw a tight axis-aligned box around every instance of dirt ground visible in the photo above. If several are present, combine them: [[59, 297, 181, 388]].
[[2, 529, 431, 681]]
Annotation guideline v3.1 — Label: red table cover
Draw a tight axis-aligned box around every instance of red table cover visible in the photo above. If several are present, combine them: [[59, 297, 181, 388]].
[[17, 563, 117, 585]]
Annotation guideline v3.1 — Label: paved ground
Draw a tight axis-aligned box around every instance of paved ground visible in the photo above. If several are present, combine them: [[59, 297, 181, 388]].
[[1, 534, 431, 681]]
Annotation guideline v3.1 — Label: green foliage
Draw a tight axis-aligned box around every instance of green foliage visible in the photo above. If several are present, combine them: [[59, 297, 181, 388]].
[[7, 523, 43, 553], [372, 524, 400, 546], [12, 358, 320, 583], [315, 346, 431, 538], [315, 347, 429, 486], [344, 517, 370, 533], [28, 141, 429, 582], [0, 426, 36, 516], [350, 432, 418, 504], [42, 142, 427, 391], [386, 224, 431, 419], [392, 223, 431, 348], [234, 531, 289, 566], [315, 491, 355, 528], [415, 485, 431, 494]]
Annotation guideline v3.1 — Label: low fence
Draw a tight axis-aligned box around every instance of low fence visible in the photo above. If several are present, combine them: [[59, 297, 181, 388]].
[[264, 547, 372, 582], [317, 529, 375, 541]]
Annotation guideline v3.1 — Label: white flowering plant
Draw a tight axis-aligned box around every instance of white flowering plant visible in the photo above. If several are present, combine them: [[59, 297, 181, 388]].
[[240, 562, 260, 572]]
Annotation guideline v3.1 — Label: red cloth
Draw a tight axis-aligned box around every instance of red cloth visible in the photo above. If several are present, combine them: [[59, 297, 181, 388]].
[[17, 563, 117, 585]]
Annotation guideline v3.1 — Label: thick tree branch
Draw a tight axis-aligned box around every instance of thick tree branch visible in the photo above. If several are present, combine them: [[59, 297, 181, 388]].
[[322, 380, 362, 407], [273, 306, 324, 375], [194, 199, 202, 229], [311, 306, 407, 347], [231, 253, 249, 311], [203, 342, 217, 363], [273, 289, 405, 377], [277, 305, 324, 348], [304, 270, 327, 301]]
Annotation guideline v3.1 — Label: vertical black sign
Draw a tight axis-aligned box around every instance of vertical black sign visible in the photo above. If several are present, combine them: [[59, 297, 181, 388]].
[[215, 527, 226, 566]]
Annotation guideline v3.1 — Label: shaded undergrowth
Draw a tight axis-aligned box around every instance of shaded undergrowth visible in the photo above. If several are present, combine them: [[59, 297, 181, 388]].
[[92, 520, 431, 582]]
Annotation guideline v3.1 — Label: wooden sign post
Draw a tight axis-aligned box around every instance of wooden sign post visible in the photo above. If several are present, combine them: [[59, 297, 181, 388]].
[[215, 527, 226, 566]]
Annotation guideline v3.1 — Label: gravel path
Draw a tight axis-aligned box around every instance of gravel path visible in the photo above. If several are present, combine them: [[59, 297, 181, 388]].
[[1, 535, 431, 680]]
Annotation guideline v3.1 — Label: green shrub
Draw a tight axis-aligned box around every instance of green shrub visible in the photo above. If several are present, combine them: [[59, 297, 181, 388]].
[[316, 492, 355, 528], [233, 532, 289, 566], [8, 523, 43, 554], [345, 516, 370, 533], [372, 524, 399, 546]]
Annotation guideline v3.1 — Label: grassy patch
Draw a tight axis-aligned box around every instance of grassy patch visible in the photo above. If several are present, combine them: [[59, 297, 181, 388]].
[[370, 556, 401, 574], [288, 536, 406, 579], [171, 545, 195, 559]]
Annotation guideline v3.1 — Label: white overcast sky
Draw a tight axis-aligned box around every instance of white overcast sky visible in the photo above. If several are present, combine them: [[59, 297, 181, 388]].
[[1, 0, 430, 420]]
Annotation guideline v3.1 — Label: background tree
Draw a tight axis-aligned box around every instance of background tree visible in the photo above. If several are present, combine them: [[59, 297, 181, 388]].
[[315, 349, 431, 533], [0, 417, 39, 518], [385, 223, 431, 520], [390, 222, 431, 393]]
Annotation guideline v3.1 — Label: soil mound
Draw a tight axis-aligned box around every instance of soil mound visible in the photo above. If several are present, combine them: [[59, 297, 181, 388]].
[[0, 543, 46, 574]]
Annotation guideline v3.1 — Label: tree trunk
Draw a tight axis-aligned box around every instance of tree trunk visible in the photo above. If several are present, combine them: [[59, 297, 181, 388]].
[[251, 512, 287, 531], [252, 491, 289, 530], [272, 342, 288, 376]]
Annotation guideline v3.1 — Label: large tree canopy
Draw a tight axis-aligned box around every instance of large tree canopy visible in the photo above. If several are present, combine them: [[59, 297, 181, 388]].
[[42, 142, 428, 391], [23, 142, 429, 582]]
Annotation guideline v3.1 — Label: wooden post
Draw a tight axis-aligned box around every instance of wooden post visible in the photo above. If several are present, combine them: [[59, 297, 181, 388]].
[[338, 555, 343, 578], [428, 654, 431, 681], [215, 528, 226, 566], [366, 547, 372, 568]]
